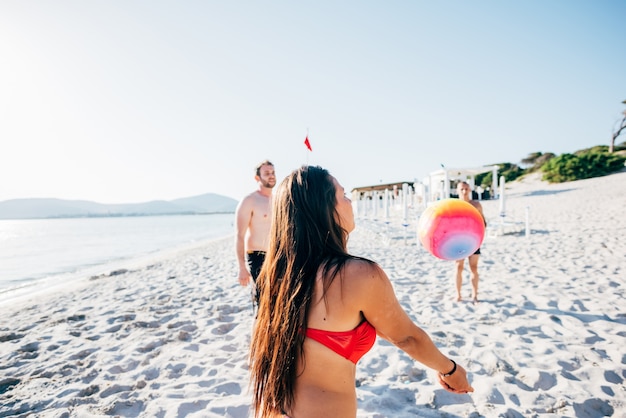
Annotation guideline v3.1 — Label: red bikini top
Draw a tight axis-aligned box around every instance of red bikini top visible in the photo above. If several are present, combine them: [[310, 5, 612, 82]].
[[305, 320, 376, 364]]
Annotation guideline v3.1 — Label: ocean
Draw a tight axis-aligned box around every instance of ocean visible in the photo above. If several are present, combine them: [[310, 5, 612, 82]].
[[0, 213, 234, 301]]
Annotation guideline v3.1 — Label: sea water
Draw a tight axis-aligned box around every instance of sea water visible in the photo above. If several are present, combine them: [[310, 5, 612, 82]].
[[0, 213, 234, 299]]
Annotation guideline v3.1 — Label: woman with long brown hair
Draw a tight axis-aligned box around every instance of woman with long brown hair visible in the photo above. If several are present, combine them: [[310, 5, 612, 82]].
[[249, 165, 473, 418]]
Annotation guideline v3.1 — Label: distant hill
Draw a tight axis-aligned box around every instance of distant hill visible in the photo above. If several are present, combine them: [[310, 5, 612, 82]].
[[0, 193, 238, 220]]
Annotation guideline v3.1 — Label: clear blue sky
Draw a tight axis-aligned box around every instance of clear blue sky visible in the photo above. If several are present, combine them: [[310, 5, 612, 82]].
[[1, 1, 624, 203]]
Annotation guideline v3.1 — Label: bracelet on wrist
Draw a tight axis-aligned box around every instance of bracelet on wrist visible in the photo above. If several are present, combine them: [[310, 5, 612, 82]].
[[441, 359, 457, 377]]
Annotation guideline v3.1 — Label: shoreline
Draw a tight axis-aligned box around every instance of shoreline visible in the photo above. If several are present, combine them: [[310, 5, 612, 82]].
[[0, 211, 236, 221], [0, 234, 234, 308]]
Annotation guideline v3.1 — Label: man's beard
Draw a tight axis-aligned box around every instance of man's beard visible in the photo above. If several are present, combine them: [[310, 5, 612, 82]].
[[261, 179, 275, 189]]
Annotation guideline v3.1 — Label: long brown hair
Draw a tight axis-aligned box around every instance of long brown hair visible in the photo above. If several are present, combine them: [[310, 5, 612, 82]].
[[249, 165, 359, 417]]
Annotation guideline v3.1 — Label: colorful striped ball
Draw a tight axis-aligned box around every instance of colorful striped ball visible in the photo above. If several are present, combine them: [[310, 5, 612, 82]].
[[418, 199, 485, 260]]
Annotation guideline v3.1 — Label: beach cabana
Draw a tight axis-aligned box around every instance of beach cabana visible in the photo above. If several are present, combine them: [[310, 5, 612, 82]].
[[423, 165, 498, 204]]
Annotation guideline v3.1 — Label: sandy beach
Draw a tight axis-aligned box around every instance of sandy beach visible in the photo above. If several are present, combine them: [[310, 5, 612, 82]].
[[1, 170, 625, 417]]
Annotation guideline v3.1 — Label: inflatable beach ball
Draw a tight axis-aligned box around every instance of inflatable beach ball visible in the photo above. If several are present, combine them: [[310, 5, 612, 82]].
[[417, 199, 485, 261]]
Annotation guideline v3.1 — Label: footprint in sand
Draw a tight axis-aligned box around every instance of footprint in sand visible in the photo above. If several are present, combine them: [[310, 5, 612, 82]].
[[166, 362, 186, 378], [209, 404, 250, 418], [18, 341, 40, 359], [69, 348, 98, 360], [517, 369, 557, 391], [76, 384, 99, 397], [573, 398, 614, 417], [178, 400, 210, 415], [137, 338, 167, 353], [0, 378, 21, 395], [156, 294, 171, 304], [220, 343, 239, 353], [213, 323, 237, 335], [100, 384, 133, 397], [105, 324, 123, 333], [399, 367, 427, 383], [102, 399, 145, 416], [142, 367, 160, 381], [167, 320, 198, 332], [134, 320, 161, 329], [0, 332, 25, 342], [211, 381, 241, 395], [187, 365, 204, 376], [108, 359, 140, 374], [107, 313, 137, 324]]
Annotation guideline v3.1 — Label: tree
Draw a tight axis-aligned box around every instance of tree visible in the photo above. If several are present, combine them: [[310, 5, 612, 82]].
[[520, 152, 543, 166], [610, 100, 626, 153], [520, 152, 555, 172]]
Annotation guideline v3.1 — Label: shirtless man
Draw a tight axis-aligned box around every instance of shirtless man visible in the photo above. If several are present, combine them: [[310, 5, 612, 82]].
[[235, 160, 276, 311], [455, 181, 486, 303]]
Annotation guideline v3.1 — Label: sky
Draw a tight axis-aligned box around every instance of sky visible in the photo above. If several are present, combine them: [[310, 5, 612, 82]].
[[1, 1, 625, 204]]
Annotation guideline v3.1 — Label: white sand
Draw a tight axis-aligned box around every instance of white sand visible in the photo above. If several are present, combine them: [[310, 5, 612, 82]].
[[1, 170, 625, 417]]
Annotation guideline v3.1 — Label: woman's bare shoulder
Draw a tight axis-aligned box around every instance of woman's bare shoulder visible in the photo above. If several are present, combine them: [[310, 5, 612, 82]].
[[342, 258, 387, 286], [340, 258, 396, 314]]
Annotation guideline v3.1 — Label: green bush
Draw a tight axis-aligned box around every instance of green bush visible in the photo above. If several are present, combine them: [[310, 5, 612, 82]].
[[541, 151, 626, 183], [575, 145, 610, 155], [476, 163, 525, 189]]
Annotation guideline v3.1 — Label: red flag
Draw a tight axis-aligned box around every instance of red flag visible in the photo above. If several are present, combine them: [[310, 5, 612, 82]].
[[304, 136, 312, 151]]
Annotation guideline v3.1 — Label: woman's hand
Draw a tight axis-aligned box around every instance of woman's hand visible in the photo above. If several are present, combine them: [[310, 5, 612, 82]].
[[437, 363, 474, 394]]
